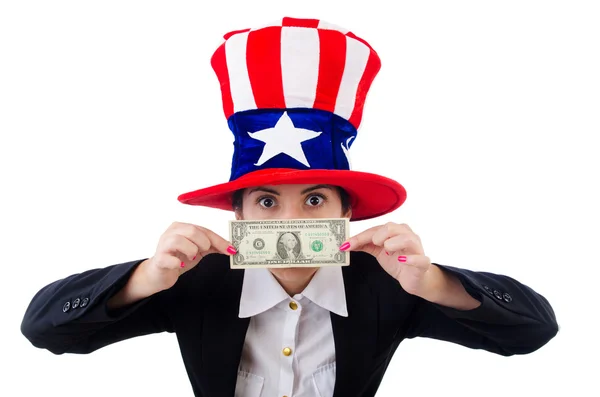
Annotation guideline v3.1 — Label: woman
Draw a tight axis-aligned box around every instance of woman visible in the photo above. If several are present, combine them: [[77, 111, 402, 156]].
[[20, 17, 558, 397]]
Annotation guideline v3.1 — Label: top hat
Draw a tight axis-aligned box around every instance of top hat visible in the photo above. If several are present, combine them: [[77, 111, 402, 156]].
[[177, 17, 407, 221]]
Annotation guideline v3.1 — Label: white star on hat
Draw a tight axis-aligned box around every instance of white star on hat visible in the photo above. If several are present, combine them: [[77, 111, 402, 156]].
[[248, 111, 322, 167]]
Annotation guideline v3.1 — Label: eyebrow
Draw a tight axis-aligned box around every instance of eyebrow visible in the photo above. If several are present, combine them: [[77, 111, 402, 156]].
[[247, 186, 280, 196], [300, 184, 334, 194], [247, 184, 333, 196]]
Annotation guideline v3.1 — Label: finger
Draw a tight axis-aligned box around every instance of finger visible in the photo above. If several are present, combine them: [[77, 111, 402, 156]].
[[186, 227, 213, 253], [170, 223, 210, 251], [161, 233, 199, 262], [372, 223, 407, 246], [400, 223, 414, 234], [195, 225, 235, 255], [172, 223, 234, 256], [153, 252, 186, 270], [342, 225, 382, 252], [382, 234, 423, 254], [396, 254, 431, 270]]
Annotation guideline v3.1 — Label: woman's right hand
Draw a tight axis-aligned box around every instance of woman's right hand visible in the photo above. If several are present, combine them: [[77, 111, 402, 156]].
[[144, 221, 236, 293]]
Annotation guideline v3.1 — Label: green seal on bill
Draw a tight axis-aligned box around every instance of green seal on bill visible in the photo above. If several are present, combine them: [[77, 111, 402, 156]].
[[311, 240, 324, 252]]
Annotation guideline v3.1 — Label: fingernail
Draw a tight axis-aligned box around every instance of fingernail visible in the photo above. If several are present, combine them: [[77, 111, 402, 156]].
[[180, 261, 185, 268], [398, 255, 407, 262], [227, 245, 237, 255], [339, 242, 350, 251]]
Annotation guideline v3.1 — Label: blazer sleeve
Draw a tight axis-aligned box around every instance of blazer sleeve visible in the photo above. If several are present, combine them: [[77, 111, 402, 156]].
[[403, 263, 559, 356], [20, 258, 179, 355]]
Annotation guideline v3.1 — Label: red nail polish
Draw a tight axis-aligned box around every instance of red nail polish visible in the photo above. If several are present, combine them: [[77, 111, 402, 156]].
[[180, 261, 185, 268], [385, 251, 390, 256], [227, 245, 237, 255], [339, 242, 350, 251], [398, 255, 407, 262]]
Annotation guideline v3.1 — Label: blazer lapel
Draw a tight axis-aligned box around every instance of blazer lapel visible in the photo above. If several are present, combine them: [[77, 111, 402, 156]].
[[201, 267, 250, 397], [331, 262, 379, 397]]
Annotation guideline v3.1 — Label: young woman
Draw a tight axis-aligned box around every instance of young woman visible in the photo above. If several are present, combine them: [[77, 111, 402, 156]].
[[20, 17, 558, 397]]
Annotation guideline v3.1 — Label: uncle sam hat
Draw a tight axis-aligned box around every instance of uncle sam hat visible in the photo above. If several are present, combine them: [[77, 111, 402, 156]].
[[177, 17, 407, 221]]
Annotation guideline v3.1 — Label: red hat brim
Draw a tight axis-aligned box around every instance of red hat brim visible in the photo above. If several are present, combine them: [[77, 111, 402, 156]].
[[177, 168, 407, 221]]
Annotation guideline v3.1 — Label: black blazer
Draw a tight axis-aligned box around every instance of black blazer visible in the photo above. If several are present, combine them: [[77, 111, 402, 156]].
[[20, 252, 558, 397]]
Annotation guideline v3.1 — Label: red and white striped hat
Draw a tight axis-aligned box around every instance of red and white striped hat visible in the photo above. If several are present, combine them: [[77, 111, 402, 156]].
[[177, 17, 407, 221]]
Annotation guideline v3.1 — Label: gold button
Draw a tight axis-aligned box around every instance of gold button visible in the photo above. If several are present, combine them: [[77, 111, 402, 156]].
[[282, 347, 292, 356], [289, 301, 298, 310]]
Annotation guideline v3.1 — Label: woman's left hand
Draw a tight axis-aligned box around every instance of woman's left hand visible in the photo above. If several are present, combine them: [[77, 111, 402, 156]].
[[340, 222, 433, 296]]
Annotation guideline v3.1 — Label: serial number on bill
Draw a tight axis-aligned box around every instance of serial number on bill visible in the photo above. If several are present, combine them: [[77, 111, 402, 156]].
[[305, 232, 330, 237]]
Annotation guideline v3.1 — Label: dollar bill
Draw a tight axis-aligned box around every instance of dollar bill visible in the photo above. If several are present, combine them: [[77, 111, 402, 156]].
[[229, 218, 350, 268]]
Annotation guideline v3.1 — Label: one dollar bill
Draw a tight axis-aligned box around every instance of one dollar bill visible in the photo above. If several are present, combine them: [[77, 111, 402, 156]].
[[229, 218, 350, 269]]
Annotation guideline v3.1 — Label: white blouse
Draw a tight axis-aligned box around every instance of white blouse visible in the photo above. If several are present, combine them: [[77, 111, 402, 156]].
[[236, 265, 348, 397]]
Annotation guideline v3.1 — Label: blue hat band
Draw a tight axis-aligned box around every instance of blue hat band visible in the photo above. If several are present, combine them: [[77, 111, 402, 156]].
[[227, 108, 358, 181]]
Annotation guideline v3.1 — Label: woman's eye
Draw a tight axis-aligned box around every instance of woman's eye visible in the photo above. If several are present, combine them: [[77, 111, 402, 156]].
[[259, 197, 275, 208], [306, 195, 324, 206]]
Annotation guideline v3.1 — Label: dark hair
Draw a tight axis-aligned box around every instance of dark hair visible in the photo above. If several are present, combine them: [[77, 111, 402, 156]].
[[232, 185, 352, 214]]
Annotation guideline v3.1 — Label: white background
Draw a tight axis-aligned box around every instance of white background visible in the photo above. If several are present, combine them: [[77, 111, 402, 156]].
[[1, 1, 598, 396]]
